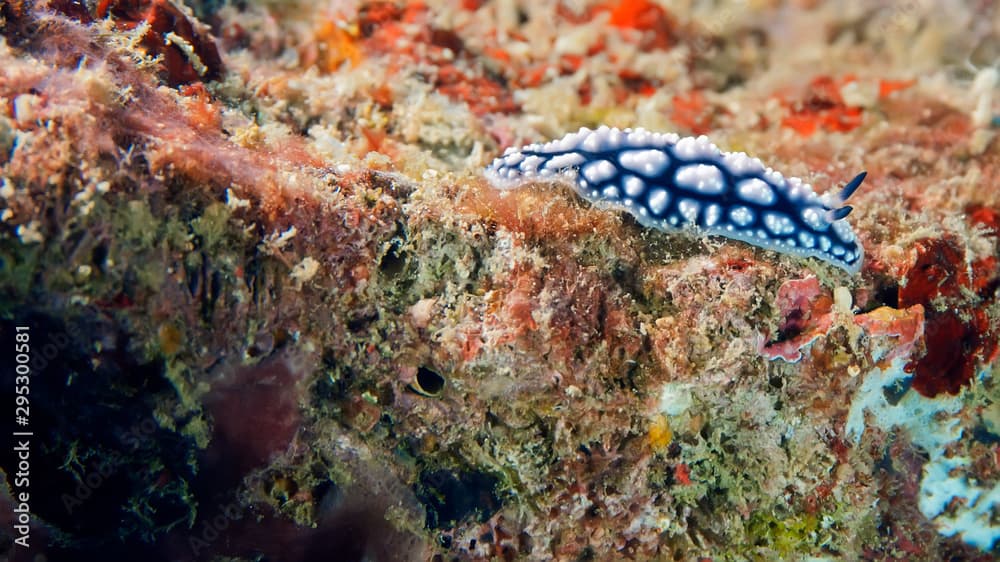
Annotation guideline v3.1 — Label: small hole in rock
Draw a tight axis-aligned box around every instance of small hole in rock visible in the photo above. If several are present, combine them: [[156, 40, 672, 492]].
[[409, 366, 445, 397]]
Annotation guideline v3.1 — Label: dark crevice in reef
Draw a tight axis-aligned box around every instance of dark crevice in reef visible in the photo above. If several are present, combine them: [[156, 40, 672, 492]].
[[415, 467, 503, 531], [0, 308, 196, 560]]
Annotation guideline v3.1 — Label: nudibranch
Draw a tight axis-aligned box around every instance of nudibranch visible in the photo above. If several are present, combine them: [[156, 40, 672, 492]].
[[485, 126, 866, 274]]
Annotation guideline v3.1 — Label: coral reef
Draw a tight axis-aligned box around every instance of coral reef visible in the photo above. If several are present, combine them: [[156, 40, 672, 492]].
[[0, 0, 998, 560]]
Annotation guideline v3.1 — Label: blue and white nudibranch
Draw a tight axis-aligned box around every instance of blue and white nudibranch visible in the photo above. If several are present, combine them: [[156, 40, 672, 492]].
[[485, 126, 866, 274]]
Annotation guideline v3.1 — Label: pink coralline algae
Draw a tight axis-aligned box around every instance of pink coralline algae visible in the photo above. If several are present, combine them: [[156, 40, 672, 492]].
[[759, 276, 834, 362], [852, 305, 925, 365], [761, 276, 925, 365]]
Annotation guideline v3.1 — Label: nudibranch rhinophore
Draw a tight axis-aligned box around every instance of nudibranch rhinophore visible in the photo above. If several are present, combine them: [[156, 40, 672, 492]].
[[485, 126, 866, 274]]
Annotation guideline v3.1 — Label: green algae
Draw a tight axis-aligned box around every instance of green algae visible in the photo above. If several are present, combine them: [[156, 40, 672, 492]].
[[747, 510, 822, 557]]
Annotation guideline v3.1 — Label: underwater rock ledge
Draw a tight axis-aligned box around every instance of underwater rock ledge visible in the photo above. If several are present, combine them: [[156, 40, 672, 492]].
[[1, 0, 999, 560]]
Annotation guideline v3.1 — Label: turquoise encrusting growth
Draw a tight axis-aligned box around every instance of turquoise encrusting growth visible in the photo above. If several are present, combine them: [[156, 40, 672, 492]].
[[486, 126, 866, 274]]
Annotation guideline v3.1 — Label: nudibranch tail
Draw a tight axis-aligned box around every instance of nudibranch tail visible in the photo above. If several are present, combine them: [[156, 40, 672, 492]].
[[485, 126, 866, 274]]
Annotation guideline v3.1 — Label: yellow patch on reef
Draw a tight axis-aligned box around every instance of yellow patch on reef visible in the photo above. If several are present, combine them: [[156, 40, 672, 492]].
[[158, 323, 183, 356], [649, 414, 673, 452], [312, 20, 362, 72], [748, 511, 822, 556]]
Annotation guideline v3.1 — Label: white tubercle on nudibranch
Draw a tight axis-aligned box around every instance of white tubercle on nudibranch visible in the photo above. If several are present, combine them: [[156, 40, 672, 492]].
[[485, 126, 866, 274]]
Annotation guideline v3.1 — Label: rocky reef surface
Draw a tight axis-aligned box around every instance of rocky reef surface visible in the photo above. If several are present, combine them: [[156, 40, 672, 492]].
[[0, 0, 998, 560]]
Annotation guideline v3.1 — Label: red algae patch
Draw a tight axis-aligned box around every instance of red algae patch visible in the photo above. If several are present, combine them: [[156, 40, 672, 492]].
[[204, 354, 314, 477], [97, 0, 225, 85], [900, 236, 1000, 397], [601, 0, 680, 50], [778, 75, 865, 137]]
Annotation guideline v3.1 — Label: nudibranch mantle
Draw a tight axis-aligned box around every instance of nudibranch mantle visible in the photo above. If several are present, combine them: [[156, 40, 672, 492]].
[[485, 126, 866, 274]]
